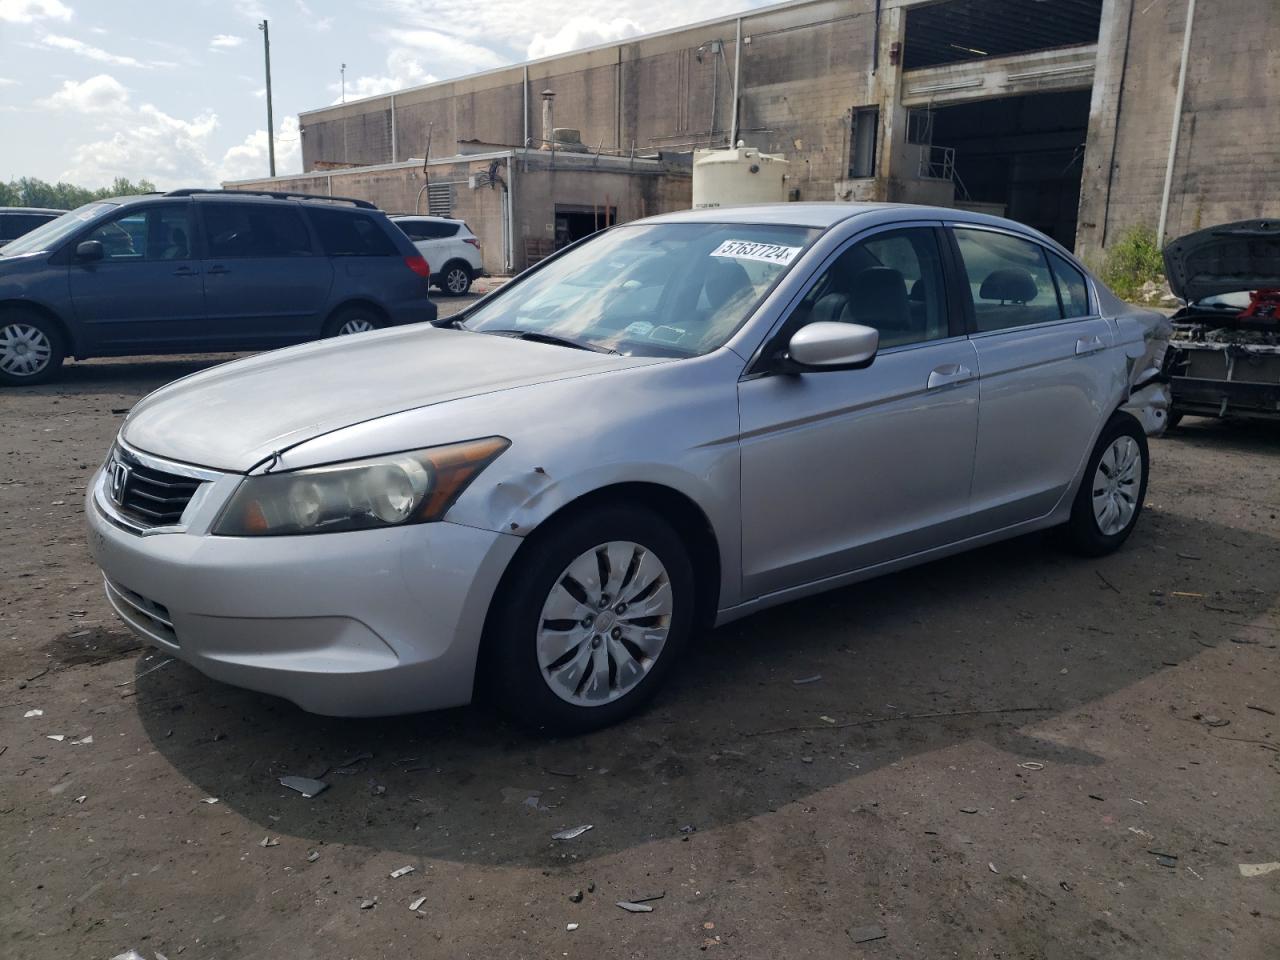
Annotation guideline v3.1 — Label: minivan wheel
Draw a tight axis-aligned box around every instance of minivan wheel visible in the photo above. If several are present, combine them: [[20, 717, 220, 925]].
[[323, 307, 384, 338], [484, 504, 695, 733], [440, 263, 472, 296], [0, 312, 65, 386], [1062, 413, 1150, 556]]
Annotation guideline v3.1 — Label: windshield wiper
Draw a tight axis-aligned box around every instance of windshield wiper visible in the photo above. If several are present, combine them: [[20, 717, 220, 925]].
[[476, 328, 618, 354]]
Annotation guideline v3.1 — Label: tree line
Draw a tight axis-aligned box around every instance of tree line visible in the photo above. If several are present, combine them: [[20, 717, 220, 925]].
[[0, 176, 159, 211]]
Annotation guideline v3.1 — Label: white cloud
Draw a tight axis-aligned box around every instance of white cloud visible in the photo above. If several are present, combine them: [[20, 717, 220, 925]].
[[210, 34, 245, 50], [219, 116, 301, 182], [37, 32, 151, 68], [527, 16, 643, 59], [38, 73, 129, 112], [0, 0, 72, 24], [295, 0, 332, 31], [334, 48, 438, 101], [396, 28, 507, 73], [0, 77, 21, 87]]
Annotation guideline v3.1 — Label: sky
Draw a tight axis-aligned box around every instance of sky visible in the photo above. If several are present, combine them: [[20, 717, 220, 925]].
[[0, 0, 773, 189]]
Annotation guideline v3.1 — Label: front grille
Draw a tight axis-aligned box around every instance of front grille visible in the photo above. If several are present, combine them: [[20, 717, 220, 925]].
[[112, 450, 204, 527]]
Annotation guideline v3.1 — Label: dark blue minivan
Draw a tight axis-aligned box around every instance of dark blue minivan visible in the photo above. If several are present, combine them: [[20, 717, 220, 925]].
[[0, 190, 437, 385]]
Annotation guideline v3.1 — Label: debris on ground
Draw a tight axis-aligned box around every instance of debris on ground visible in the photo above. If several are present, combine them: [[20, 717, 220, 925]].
[[390, 865, 415, 878], [627, 891, 665, 903], [1246, 704, 1275, 716], [1018, 761, 1045, 771], [259, 837, 279, 848], [960, 806, 978, 814], [74, 795, 86, 803], [279, 776, 329, 798], [552, 824, 593, 840], [792, 674, 822, 685], [113, 657, 174, 686], [988, 862, 999, 874], [1149, 850, 1178, 868], [616, 901, 654, 913], [1239, 862, 1280, 877], [200, 797, 219, 805], [1194, 713, 1230, 728], [359, 898, 377, 909], [566, 922, 579, 931], [110, 950, 146, 960], [569, 889, 584, 903], [849, 925, 886, 944], [306, 851, 320, 862], [23, 709, 43, 718], [409, 896, 426, 911]]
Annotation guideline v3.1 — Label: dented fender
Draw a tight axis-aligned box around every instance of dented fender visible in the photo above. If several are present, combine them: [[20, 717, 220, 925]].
[[1114, 307, 1173, 436]]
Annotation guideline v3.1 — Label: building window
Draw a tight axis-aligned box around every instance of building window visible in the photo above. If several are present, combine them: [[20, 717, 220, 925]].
[[906, 109, 934, 146], [427, 182, 453, 217], [849, 107, 879, 179]]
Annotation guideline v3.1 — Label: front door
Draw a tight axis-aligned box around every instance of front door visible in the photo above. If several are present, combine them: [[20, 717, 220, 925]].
[[951, 226, 1115, 528], [69, 202, 206, 352], [738, 225, 980, 599]]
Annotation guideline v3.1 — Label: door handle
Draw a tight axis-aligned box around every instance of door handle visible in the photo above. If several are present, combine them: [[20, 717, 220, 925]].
[[207, 265, 230, 275], [1075, 334, 1104, 355], [927, 363, 972, 389], [172, 266, 198, 276]]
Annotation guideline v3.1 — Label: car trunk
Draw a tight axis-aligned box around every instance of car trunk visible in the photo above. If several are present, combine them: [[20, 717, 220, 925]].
[[1162, 221, 1280, 420]]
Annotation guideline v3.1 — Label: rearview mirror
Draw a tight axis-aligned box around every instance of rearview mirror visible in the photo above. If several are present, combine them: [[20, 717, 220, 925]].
[[787, 321, 879, 370], [75, 240, 104, 262]]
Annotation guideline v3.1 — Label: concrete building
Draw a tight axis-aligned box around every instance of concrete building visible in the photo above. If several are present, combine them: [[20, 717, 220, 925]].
[[226, 0, 1279, 270]]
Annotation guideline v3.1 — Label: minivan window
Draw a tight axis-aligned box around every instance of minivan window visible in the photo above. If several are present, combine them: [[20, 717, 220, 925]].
[[1048, 251, 1091, 318], [463, 222, 819, 358], [309, 208, 399, 256], [954, 228, 1061, 332], [84, 205, 193, 261], [203, 203, 313, 258], [0, 202, 115, 257], [0, 213, 58, 242]]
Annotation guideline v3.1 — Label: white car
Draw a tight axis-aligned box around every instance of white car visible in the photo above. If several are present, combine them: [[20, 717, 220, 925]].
[[391, 216, 483, 296]]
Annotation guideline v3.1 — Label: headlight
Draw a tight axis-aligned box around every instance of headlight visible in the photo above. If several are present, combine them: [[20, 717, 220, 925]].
[[212, 437, 509, 536]]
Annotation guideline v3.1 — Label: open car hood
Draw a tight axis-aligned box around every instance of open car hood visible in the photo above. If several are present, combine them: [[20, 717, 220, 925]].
[[1163, 219, 1280, 303]]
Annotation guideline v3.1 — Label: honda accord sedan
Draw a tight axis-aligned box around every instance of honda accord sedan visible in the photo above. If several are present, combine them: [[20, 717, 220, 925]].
[[87, 203, 1171, 731]]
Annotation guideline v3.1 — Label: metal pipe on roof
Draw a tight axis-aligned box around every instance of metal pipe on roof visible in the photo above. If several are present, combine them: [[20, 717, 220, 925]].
[[390, 94, 397, 162], [730, 17, 743, 146]]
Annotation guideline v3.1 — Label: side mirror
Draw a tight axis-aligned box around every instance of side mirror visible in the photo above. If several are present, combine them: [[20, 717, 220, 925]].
[[75, 240, 104, 262], [786, 321, 879, 370]]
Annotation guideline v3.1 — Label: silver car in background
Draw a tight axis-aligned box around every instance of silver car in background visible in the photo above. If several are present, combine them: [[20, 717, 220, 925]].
[[86, 203, 1171, 732]]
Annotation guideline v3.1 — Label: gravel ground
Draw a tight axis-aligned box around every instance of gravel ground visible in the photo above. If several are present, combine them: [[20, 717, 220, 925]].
[[1, 322, 1278, 958]]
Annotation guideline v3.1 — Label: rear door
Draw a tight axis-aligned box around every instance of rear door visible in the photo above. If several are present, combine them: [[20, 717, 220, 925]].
[[308, 206, 410, 302], [396, 218, 455, 278], [197, 201, 333, 348], [952, 225, 1114, 529], [68, 202, 207, 351]]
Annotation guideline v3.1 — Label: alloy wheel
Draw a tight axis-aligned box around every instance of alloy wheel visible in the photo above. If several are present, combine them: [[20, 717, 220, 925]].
[[0, 322, 53, 378], [445, 267, 469, 295], [337, 317, 376, 335], [1092, 435, 1142, 536], [536, 541, 673, 706]]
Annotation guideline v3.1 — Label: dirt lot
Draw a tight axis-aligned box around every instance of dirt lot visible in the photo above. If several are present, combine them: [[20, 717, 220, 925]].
[[2, 329, 1278, 958]]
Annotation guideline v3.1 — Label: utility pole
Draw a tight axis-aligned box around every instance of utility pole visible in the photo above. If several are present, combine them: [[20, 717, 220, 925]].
[[259, 19, 276, 177]]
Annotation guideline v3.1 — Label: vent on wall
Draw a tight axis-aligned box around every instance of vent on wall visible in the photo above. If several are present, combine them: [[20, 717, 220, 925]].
[[427, 182, 453, 217]]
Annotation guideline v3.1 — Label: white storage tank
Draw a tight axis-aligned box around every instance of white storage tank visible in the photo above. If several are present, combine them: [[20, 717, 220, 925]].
[[692, 145, 790, 209]]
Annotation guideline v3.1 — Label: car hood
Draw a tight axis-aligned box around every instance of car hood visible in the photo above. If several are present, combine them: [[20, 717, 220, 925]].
[[1163, 219, 1280, 303], [121, 325, 662, 472]]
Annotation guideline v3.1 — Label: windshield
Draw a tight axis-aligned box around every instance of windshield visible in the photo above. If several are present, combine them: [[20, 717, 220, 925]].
[[0, 202, 117, 257], [462, 222, 820, 357]]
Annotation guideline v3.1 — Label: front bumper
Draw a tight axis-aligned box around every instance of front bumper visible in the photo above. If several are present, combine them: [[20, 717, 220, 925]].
[[86, 463, 520, 716]]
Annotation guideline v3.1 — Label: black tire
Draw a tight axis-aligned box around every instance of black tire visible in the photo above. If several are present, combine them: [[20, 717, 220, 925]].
[[1165, 410, 1184, 430], [322, 305, 386, 338], [1061, 413, 1150, 556], [0, 311, 65, 386], [437, 262, 473, 296], [483, 503, 696, 734]]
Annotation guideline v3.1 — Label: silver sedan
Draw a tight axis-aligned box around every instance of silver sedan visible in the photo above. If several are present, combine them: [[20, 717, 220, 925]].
[[86, 203, 1171, 731]]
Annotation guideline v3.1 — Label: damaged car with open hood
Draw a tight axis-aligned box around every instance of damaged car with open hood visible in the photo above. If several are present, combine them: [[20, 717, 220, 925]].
[[86, 203, 1171, 732], [1163, 219, 1280, 424]]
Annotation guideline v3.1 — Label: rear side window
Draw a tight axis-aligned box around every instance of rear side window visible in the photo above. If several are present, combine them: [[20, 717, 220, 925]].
[[202, 203, 313, 258], [310, 209, 399, 256], [1048, 251, 1091, 318], [396, 220, 458, 240], [953, 228, 1061, 332]]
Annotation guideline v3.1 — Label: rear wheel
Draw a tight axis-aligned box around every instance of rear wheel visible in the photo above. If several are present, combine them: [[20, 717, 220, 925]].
[[1062, 413, 1149, 556], [484, 504, 695, 733], [0, 312, 65, 386], [323, 305, 385, 338], [438, 262, 472, 296]]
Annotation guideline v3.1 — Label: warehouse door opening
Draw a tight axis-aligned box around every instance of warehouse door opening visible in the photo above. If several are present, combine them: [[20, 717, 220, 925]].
[[930, 89, 1091, 247], [555, 205, 617, 249]]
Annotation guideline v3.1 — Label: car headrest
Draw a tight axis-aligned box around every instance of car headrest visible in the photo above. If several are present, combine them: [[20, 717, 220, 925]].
[[848, 267, 910, 329], [704, 259, 753, 311], [980, 267, 1038, 303]]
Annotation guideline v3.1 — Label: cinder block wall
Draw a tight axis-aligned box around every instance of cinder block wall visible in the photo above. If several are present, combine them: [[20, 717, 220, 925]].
[[1077, 0, 1280, 258]]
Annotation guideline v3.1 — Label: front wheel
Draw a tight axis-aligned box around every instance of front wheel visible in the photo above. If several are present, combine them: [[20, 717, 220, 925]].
[[1061, 413, 1150, 556], [438, 263, 473, 296], [0, 312, 65, 386], [484, 504, 696, 733]]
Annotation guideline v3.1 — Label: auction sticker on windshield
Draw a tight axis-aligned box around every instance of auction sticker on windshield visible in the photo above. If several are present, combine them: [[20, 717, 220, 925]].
[[710, 239, 802, 266]]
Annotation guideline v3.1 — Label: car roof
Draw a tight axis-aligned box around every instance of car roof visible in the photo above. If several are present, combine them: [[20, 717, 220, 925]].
[[0, 206, 65, 215], [391, 214, 463, 224]]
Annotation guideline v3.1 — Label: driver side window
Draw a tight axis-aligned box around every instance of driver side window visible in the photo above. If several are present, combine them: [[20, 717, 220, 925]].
[[83, 205, 193, 262], [788, 228, 950, 349]]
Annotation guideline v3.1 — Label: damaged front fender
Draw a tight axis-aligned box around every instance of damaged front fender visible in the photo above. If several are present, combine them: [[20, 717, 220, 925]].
[[1116, 309, 1173, 436]]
